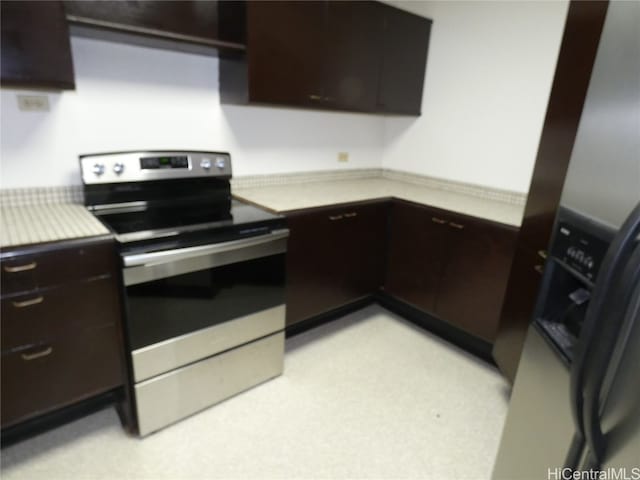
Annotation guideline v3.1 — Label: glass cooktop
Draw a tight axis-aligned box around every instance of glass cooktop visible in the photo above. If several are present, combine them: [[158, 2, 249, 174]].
[[95, 200, 286, 249]]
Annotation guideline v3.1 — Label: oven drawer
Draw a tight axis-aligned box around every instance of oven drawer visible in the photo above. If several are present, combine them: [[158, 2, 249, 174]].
[[1, 324, 124, 428], [1, 241, 115, 295], [1, 278, 120, 351], [134, 331, 284, 436], [132, 304, 285, 382]]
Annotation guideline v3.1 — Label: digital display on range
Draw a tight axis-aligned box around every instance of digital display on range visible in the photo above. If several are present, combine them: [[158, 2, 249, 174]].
[[140, 156, 189, 169]]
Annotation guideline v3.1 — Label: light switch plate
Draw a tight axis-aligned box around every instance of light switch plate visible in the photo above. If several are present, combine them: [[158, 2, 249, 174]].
[[338, 152, 349, 163], [17, 95, 50, 112]]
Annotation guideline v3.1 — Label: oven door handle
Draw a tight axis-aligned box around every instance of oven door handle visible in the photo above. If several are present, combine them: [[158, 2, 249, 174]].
[[122, 229, 289, 286]]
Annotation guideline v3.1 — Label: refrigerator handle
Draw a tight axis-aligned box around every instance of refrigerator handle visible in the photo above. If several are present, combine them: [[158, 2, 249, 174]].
[[581, 245, 640, 467], [568, 202, 640, 460]]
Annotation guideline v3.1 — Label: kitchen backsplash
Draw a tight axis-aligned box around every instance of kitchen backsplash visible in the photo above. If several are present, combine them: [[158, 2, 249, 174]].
[[232, 169, 527, 206], [1, 170, 526, 208]]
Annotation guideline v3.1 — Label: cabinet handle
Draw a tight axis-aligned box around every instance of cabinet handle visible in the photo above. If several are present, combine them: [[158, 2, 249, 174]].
[[3, 262, 37, 273], [324, 96, 335, 102], [431, 217, 447, 225], [308, 94, 323, 101], [449, 222, 465, 230], [21, 346, 53, 361], [538, 250, 548, 259], [534, 264, 544, 274], [328, 215, 344, 221], [344, 212, 358, 218], [12, 296, 44, 308]]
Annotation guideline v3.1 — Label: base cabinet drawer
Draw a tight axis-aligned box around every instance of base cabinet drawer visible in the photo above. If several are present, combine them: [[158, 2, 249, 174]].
[[1, 242, 115, 295], [1, 278, 120, 350], [1, 325, 124, 428]]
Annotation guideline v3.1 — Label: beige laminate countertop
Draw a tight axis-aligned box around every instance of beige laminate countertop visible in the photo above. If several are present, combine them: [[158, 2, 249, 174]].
[[233, 178, 524, 227], [1, 204, 111, 249]]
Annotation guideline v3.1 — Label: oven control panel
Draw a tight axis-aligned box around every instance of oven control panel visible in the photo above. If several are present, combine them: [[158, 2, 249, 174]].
[[80, 151, 232, 184]]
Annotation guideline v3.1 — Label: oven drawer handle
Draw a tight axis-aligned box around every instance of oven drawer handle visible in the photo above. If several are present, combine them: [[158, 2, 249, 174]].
[[123, 230, 290, 268]]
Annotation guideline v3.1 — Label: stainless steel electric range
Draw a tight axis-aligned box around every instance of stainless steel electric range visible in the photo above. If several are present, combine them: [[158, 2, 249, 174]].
[[80, 151, 288, 436]]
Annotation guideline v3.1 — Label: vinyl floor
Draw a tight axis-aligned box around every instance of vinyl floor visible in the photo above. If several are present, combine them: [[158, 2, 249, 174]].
[[1, 305, 510, 480]]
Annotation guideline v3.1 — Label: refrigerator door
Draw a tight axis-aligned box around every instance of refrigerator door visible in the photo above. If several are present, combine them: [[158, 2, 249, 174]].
[[597, 278, 640, 469], [580, 246, 640, 469], [559, 1, 640, 229], [492, 325, 574, 480]]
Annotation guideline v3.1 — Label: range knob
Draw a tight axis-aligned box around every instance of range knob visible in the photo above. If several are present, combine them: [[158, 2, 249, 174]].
[[92, 163, 105, 176], [215, 157, 226, 170], [200, 158, 212, 170], [113, 162, 125, 175]]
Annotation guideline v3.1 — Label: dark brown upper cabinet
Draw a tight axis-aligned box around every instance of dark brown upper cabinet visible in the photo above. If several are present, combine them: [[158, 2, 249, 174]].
[[219, 1, 431, 115], [241, 1, 326, 108], [1, 1, 75, 90], [63, 0, 246, 55], [377, 3, 431, 115]]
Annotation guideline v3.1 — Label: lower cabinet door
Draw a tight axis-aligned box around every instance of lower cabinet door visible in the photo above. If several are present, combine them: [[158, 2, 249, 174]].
[[492, 245, 546, 381], [1, 325, 124, 428], [285, 201, 387, 326], [1, 277, 120, 351], [384, 201, 448, 312], [435, 217, 517, 341]]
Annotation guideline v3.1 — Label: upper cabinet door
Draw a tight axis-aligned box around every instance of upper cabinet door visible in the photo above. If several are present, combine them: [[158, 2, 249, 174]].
[[64, 0, 223, 44], [220, 1, 432, 115], [377, 3, 432, 115], [1, 1, 75, 90], [247, 1, 326, 107], [323, 1, 382, 112]]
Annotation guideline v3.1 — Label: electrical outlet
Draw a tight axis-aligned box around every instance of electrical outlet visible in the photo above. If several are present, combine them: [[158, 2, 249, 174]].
[[17, 95, 50, 112], [338, 152, 349, 163]]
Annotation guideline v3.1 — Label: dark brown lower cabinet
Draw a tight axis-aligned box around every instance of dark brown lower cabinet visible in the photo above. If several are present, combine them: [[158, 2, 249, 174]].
[[385, 200, 517, 342], [435, 215, 518, 341], [383, 201, 447, 312], [492, 246, 546, 381], [1, 325, 123, 428], [0, 239, 126, 430], [285, 201, 388, 327]]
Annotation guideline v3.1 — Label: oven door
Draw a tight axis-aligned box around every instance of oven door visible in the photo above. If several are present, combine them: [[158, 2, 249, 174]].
[[121, 230, 288, 383]]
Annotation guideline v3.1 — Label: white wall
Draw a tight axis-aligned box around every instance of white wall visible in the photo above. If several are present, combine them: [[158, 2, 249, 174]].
[[0, 37, 384, 188], [1, 1, 568, 192], [382, 0, 569, 193]]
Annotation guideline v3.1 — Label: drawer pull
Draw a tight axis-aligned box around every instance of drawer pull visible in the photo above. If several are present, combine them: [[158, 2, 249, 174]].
[[21, 346, 53, 361], [534, 264, 544, 274], [431, 217, 447, 224], [449, 222, 465, 230], [3, 262, 37, 273], [538, 250, 548, 259], [308, 94, 323, 101], [12, 296, 44, 308], [344, 212, 358, 218], [328, 215, 344, 221]]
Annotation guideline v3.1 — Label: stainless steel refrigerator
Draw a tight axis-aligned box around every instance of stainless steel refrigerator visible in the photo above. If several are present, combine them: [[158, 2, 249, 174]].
[[492, 1, 640, 478]]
